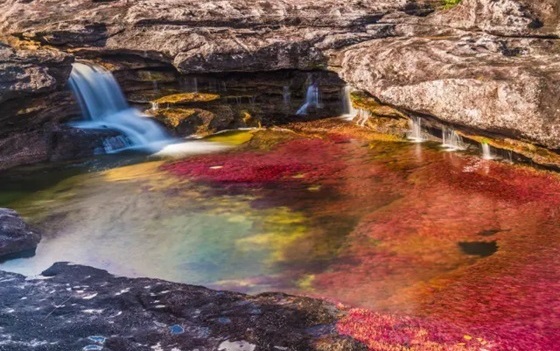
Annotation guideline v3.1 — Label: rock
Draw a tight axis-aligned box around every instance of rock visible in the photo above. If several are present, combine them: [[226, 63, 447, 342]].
[[0, 125, 123, 170], [335, 33, 560, 148], [2, 0, 560, 163], [0, 208, 41, 260], [0, 262, 366, 351], [150, 108, 221, 136]]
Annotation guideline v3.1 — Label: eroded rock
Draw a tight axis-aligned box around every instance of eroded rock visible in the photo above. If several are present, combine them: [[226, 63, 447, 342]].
[[0, 208, 41, 260]]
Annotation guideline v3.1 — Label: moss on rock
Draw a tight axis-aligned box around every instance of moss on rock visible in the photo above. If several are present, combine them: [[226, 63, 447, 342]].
[[154, 92, 220, 105]]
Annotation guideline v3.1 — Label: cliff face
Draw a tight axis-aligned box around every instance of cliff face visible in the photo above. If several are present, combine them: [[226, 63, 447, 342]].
[[1, 0, 560, 166]]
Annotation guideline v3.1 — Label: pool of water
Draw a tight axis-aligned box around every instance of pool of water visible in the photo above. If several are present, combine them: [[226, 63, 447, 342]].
[[1, 126, 560, 348]]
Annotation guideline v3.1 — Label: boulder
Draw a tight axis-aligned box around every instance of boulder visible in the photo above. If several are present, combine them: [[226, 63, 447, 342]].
[[0, 208, 41, 260]]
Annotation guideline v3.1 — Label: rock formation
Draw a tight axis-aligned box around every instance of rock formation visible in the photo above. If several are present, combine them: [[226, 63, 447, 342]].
[[0, 208, 41, 260], [0, 262, 365, 350], [1, 0, 560, 166]]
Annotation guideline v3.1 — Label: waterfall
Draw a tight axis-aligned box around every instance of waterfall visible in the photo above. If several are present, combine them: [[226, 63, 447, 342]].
[[68, 62, 172, 153], [407, 117, 424, 143], [481, 143, 495, 160], [193, 78, 198, 93], [150, 101, 159, 113], [296, 83, 321, 115], [341, 85, 356, 119], [283, 86, 291, 108], [441, 127, 466, 151], [356, 109, 370, 127]]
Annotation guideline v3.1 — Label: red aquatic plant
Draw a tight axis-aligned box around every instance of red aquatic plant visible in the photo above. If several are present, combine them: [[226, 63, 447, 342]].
[[337, 309, 488, 351], [162, 139, 345, 185]]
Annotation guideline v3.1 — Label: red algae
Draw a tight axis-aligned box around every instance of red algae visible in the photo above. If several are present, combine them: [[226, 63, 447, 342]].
[[162, 139, 345, 185], [337, 309, 485, 351], [163, 131, 560, 350]]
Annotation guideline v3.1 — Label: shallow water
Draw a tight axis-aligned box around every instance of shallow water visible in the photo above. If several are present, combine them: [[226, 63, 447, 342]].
[[1, 128, 560, 349]]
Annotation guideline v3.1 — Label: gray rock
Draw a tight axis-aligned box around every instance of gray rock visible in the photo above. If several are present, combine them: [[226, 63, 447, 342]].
[[0, 262, 366, 351], [0, 208, 41, 259]]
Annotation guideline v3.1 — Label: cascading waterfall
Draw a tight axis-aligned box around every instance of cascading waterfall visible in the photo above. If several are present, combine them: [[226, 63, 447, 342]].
[[68, 62, 172, 153], [481, 143, 495, 160], [296, 83, 321, 115], [407, 117, 424, 143], [441, 127, 466, 151], [341, 85, 357, 119]]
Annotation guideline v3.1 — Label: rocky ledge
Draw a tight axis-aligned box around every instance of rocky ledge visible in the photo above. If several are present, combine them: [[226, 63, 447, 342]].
[[0, 262, 364, 351], [2, 0, 560, 165], [0, 208, 41, 260]]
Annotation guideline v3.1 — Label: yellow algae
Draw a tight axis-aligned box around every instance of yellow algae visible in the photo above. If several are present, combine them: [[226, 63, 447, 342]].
[[235, 207, 309, 263], [154, 92, 220, 105], [102, 161, 165, 182], [204, 130, 255, 145], [307, 185, 322, 192], [297, 274, 316, 290], [351, 91, 407, 119]]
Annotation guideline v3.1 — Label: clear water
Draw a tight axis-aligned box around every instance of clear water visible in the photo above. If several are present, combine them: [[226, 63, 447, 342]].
[[1, 127, 560, 348]]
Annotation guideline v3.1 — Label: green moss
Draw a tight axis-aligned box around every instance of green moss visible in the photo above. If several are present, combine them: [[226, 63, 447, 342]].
[[442, 0, 461, 9]]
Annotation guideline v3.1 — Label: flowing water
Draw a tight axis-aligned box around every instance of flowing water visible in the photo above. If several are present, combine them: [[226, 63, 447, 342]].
[[441, 127, 466, 151], [296, 83, 321, 115], [407, 116, 424, 142], [482, 142, 495, 160], [1, 125, 559, 349], [69, 63, 172, 152], [340, 85, 356, 119]]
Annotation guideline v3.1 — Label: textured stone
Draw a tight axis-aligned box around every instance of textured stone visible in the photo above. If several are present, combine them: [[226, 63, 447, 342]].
[[0, 208, 41, 259], [0, 262, 366, 351], [2, 0, 560, 160]]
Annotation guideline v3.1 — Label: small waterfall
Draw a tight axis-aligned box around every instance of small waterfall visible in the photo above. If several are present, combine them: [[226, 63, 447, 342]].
[[341, 85, 356, 119], [296, 83, 321, 115], [356, 109, 370, 127], [283, 86, 291, 108], [150, 101, 159, 113], [441, 127, 466, 151], [193, 78, 198, 93], [68, 62, 172, 153], [407, 117, 424, 143], [481, 143, 495, 160]]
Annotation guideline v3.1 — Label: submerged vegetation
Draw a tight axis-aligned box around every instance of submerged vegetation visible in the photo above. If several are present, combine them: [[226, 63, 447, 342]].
[[442, 0, 462, 9]]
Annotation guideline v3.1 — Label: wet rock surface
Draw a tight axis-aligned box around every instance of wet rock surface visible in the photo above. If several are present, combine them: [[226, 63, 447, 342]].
[[0, 262, 365, 351], [0, 208, 41, 260]]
